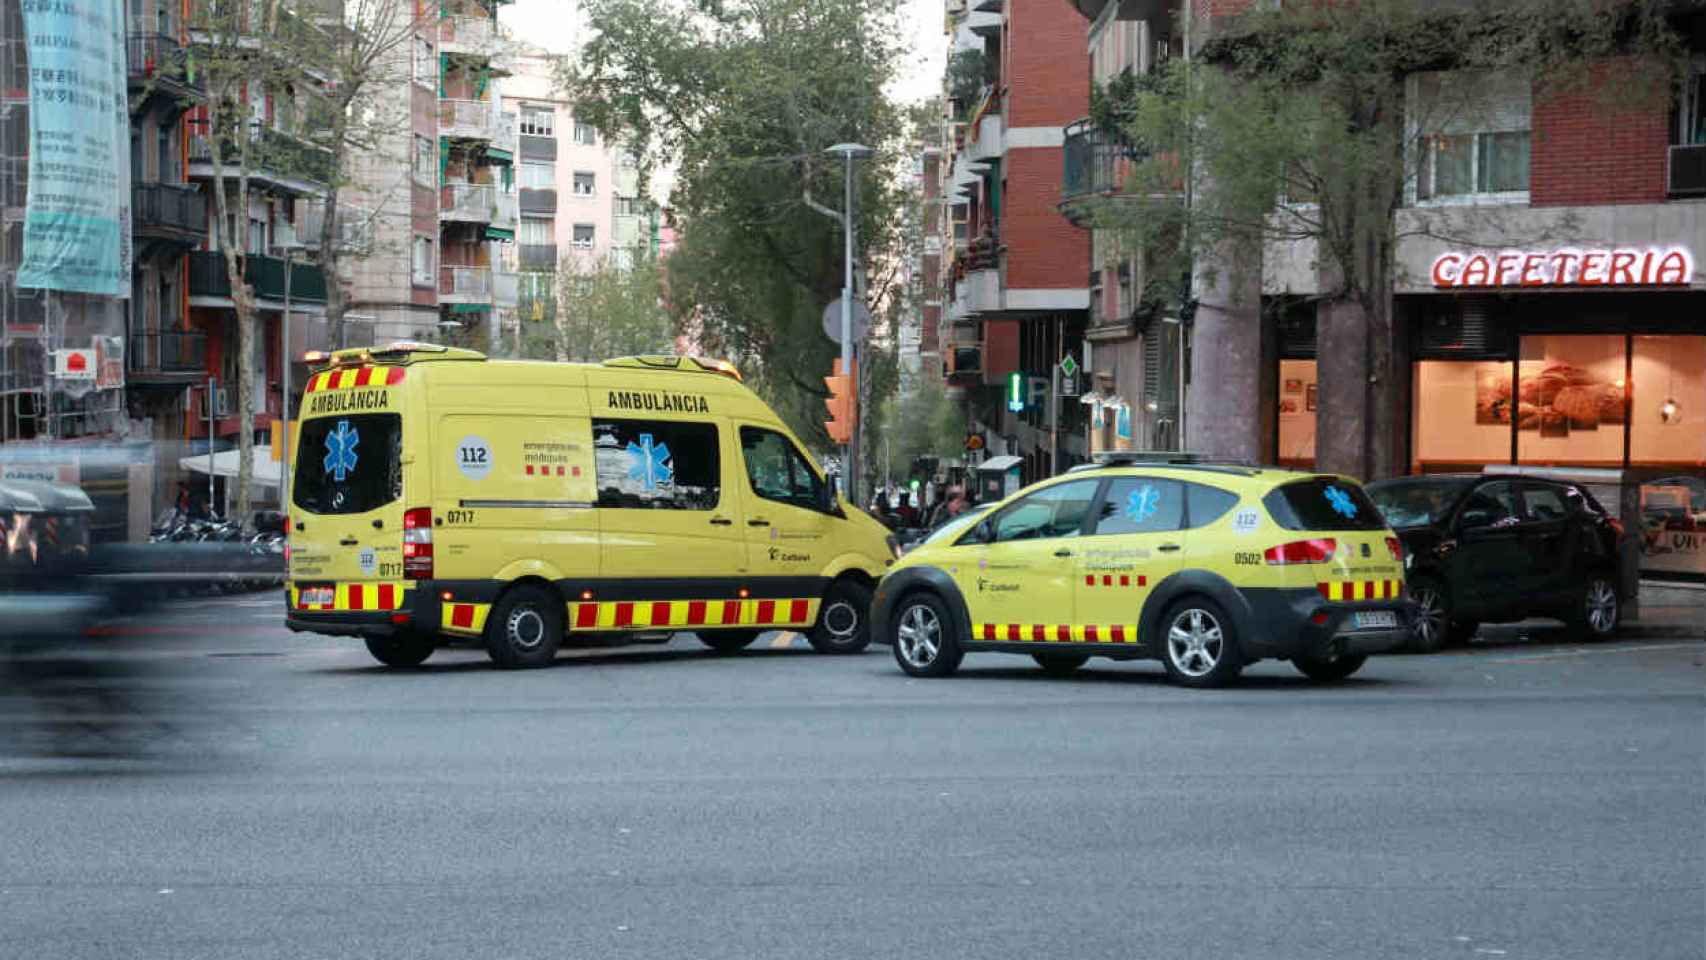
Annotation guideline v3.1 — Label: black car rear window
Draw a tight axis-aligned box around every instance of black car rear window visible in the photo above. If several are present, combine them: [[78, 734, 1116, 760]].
[[1263, 478, 1386, 531], [293, 414, 403, 515]]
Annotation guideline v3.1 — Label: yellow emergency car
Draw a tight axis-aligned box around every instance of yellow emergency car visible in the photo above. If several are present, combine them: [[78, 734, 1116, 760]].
[[284, 343, 896, 668], [871, 457, 1415, 687]]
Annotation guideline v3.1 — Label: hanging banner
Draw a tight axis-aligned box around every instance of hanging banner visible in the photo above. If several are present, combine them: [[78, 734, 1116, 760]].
[[16, 0, 132, 297]]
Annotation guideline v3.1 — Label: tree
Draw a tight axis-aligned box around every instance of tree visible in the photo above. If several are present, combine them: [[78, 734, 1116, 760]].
[[560, 0, 910, 453], [1090, 0, 1682, 479], [514, 254, 676, 362]]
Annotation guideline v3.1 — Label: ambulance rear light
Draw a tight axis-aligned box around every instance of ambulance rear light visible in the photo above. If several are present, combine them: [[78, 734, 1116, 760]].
[[402, 507, 433, 579], [1264, 538, 1337, 565]]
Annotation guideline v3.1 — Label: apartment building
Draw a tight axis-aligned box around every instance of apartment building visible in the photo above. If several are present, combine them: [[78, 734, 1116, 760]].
[[938, 0, 1092, 484]]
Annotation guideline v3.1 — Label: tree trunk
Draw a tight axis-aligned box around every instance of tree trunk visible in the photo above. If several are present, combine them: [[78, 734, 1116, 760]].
[[320, 183, 347, 351]]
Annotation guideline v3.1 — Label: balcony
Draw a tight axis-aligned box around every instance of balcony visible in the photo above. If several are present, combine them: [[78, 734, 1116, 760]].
[[1060, 119, 1143, 224], [126, 30, 199, 108], [520, 188, 558, 215], [188, 251, 328, 304], [131, 182, 207, 246], [127, 329, 207, 380], [519, 244, 558, 270], [439, 99, 498, 142], [491, 112, 518, 160], [441, 182, 498, 223], [440, 264, 493, 304], [439, 15, 495, 54], [187, 121, 334, 190], [492, 271, 519, 308], [295, 201, 373, 254], [1669, 144, 1706, 198], [968, 108, 1004, 164]]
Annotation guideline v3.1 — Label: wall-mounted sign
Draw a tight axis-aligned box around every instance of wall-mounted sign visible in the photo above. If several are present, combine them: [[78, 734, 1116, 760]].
[[1431, 247, 1694, 289], [53, 348, 97, 381]]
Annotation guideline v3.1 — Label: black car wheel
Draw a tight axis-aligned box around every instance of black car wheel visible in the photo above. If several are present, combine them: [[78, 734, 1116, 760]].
[[485, 584, 564, 669], [809, 580, 873, 654], [1409, 580, 1475, 653], [1566, 573, 1620, 641], [1031, 652, 1090, 676]]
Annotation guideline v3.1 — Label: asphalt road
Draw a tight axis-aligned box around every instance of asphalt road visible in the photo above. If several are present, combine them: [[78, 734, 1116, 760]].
[[2, 592, 1702, 960]]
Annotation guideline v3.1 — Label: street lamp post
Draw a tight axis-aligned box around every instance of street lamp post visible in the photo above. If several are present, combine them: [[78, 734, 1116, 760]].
[[275, 239, 306, 508], [823, 142, 873, 495]]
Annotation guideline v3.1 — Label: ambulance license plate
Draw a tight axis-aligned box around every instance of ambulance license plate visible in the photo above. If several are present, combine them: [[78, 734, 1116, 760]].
[[1353, 611, 1398, 630], [299, 586, 334, 608]]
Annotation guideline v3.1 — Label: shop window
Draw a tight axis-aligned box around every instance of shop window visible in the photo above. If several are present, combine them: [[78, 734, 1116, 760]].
[[1412, 360, 1516, 471], [1637, 473, 1706, 579], [1629, 335, 1706, 468], [1277, 359, 1316, 469], [1515, 335, 1626, 467]]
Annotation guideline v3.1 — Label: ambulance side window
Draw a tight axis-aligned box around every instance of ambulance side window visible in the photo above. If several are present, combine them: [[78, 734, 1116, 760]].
[[740, 427, 825, 513], [590, 419, 721, 510]]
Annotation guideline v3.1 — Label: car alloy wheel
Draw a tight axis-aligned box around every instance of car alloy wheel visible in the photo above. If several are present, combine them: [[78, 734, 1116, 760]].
[[1412, 586, 1445, 650], [1166, 607, 1224, 679], [896, 602, 941, 669], [1585, 578, 1618, 636]]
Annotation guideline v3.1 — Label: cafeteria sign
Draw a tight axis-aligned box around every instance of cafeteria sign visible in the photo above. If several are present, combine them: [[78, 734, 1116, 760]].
[[1431, 246, 1694, 289]]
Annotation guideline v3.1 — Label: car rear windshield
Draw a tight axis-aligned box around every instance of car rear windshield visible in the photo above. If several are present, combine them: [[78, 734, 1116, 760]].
[[1366, 478, 1473, 528], [293, 413, 403, 515], [1263, 478, 1387, 531]]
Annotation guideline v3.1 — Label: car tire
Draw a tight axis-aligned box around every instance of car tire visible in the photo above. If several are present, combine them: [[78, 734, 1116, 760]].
[[364, 633, 435, 668], [697, 629, 761, 653], [1565, 572, 1620, 642], [1158, 597, 1244, 688], [809, 580, 872, 654], [1292, 651, 1368, 682], [1031, 653, 1090, 676], [1408, 579, 1473, 653], [891, 591, 963, 678], [485, 584, 564, 669]]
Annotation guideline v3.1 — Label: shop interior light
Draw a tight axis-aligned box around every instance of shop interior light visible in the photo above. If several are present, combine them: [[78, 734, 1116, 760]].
[[1660, 397, 1681, 424]]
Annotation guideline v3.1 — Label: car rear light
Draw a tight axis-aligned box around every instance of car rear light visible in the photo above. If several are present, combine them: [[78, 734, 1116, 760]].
[[402, 507, 433, 579], [1385, 537, 1403, 561], [1264, 538, 1337, 565]]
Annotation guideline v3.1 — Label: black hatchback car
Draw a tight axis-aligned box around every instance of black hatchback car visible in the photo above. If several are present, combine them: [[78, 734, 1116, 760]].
[[1365, 475, 1630, 651]]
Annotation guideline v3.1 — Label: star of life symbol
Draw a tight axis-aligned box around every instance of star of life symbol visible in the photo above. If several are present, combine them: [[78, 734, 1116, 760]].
[[323, 419, 359, 483], [1125, 484, 1161, 525], [1324, 485, 1358, 519], [625, 433, 673, 491]]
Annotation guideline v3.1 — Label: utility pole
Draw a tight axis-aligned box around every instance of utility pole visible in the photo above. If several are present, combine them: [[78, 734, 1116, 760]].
[[281, 245, 292, 506], [814, 143, 873, 497]]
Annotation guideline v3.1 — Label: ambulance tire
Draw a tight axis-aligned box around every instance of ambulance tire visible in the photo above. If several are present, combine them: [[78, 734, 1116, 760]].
[[364, 633, 435, 668], [697, 630, 761, 653], [809, 580, 873, 654], [1158, 596, 1245, 689], [485, 584, 564, 669]]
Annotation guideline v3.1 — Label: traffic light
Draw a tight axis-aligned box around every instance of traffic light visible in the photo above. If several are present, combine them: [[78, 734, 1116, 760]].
[[824, 357, 857, 444]]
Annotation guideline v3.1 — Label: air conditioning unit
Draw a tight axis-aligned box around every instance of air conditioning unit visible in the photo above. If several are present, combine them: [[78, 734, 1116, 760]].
[[952, 346, 982, 375], [1668, 144, 1706, 197]]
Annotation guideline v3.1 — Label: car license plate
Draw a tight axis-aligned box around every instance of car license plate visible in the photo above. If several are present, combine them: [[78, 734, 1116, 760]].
[[299, 586, 335, 608], [1354, 611, 1398, 630]]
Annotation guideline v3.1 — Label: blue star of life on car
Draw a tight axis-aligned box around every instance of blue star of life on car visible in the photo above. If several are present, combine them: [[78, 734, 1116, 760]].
[[626, 433, 673, 490], [1126, 484, 1161, 525], [323, 419, 360, 483], [1324, 484, 1358, 519]]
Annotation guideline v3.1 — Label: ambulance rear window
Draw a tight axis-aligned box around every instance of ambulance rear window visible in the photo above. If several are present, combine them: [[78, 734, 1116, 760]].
[[293, 414, 403, 515], [1264, 478, 1385, 532]]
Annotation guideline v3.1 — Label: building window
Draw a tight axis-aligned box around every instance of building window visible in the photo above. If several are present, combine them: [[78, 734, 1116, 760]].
[[412, 134, 435, 187], [593, 419, 721, 510], [519, 217, 553, 245], [572, 171, 595, 197], [520, 106, 554, 138], [1678, 55, 1706, 146], [573, 119, 596, 145], [413, 37, 434, 87], [411, 235, 434, 286], [519, 161, 553, 190], [1410, 70, 1531, 203], [572, 223, 595, 248]]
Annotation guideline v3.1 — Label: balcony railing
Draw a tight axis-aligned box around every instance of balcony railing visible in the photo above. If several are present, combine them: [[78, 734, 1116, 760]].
[[1061, 119, 1139, 204], [492, 271, 519, 308], [439, 15, 494, 52], [519, 188, 557, 215], [519, 244, 558, 270], [441, 182, 497, 222], [440, 264, 493, 303], [439, 99, 498, 142], [187, 121, 335, 186], [295, 200, 373, 253], [132, 182, 207, 237], [188, 251, 328, 303], [126, 32, 186, 84], [127, 329, 207, 376], [492, 192, 518, 231]]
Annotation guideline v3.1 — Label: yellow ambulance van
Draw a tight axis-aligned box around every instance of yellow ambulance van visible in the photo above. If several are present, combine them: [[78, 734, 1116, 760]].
[[284, 343, 896, 668]]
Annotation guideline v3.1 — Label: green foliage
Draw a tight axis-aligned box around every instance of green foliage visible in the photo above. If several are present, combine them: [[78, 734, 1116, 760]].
[[880, 384, 966, 483], [561, 0, 910, 449], [514, 255, 677, 362], [946, 49, 990, 112]]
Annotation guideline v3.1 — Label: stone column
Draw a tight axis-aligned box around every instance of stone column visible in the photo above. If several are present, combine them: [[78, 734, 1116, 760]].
[[1186, 242, 1264, 462]]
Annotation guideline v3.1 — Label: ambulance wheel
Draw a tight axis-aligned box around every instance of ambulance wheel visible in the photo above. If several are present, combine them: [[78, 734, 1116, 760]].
[[1159, 596, 1244, 688], [485, 584, 563, 669], [891, 591, 962, 678], [697, 630, 760, 653], [809, 580, 872, 654], [364, 633, 434, 668], [1031, 653, 1090, 676]]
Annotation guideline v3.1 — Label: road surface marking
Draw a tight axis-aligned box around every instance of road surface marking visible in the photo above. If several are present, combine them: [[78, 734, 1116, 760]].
[[1490, 642, 1701, 664], [770, 631, 800, 649]]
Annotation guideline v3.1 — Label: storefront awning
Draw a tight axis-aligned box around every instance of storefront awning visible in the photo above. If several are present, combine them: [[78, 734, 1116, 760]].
[[484, 226, 514, 241], [179, 450, 281, 488]]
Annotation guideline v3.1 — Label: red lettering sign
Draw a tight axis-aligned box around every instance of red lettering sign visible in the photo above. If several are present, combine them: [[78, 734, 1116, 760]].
[[1431, 246, 1694, 289]]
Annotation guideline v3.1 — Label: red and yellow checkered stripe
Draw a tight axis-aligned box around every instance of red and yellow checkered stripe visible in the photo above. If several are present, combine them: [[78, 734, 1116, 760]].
[[290, 581, 410, 612], [569, 598, 820, 632], [442, 602, 492, 635], [1083, 573, 1148, 588], [1317, 579, 1404, 602], [305, 366, 405, 392], [973, 623, 1141, 644]]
